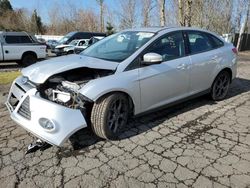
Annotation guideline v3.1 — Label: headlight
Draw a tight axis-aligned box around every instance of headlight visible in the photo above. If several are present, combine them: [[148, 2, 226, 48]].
[[39, 118, 55, 132], [21, 76, 29, 84]]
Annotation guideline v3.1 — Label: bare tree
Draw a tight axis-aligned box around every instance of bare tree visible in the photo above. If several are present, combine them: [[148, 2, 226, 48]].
[[185, 0, 192, 27], [176, 0, 234, 34], [46, 2, 99, 35], [178, 0, 184, 26], [178, 0, 192, 27], [96, 0, 105, 32], [141, 0, 154, 27], [158, 0, 166, 26], [118, 0, 137, 29]]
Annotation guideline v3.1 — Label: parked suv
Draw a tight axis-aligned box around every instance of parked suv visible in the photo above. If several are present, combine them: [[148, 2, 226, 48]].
[[6, 27, 237, 146], [0, 31, 47, 66]]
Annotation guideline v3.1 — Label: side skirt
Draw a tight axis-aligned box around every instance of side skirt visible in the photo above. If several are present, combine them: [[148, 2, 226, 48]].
[[134, 89, 211, 118]]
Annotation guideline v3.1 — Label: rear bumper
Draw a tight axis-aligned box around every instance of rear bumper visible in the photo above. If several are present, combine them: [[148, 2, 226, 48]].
[[5, 77, 87, 146]]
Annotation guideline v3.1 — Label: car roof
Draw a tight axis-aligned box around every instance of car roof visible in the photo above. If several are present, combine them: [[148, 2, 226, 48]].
[[123, 26, 176, 33], [122, 26, 219, 35]]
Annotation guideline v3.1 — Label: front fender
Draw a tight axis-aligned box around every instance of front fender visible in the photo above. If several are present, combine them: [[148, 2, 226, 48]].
[[79, 69, 141, 115]]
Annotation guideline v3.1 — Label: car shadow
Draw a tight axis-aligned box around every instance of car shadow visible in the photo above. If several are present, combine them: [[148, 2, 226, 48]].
[[58, 77, 250, 157]]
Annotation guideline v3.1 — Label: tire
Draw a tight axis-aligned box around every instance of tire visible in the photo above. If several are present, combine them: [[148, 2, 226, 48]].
[[67, 51, 74, 55], [21, 53, 37, 67], [91, 93, 129, 139], [211, 71, 231, 101]]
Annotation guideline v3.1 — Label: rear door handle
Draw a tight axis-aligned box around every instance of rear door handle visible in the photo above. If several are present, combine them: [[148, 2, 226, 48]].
[[177, 63, 186, 70], [5, 50, 9, 54]]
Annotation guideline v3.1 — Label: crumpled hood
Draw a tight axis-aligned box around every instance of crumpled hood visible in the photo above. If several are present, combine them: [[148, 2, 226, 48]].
[[22, 54, 118, 84]]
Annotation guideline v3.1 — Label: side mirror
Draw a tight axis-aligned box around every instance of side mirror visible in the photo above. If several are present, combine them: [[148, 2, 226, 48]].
[[141, 53, 163, 65]]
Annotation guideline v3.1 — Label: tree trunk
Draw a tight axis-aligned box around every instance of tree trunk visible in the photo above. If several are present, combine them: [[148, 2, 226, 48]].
[[100, 3, 104, 32], [178, 0, 184, 26], [186, 0, 192, 27], [96, 0, 104, 32], [142, 0, 153, 27], [159, 0, 165, 26]]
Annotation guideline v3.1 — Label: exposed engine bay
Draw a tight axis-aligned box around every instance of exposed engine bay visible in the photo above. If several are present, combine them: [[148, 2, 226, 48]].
[[38, 67, 114, 113]]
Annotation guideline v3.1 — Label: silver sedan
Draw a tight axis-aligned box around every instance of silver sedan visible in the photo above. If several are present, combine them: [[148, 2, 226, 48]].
[[6, 27, 237, 146]]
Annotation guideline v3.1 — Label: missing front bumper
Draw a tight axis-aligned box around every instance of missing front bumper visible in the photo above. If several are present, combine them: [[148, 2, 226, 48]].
[[6, 77, 87, 146]]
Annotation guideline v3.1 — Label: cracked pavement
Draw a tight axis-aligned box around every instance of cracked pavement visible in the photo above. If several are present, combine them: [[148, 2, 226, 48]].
[[1, 52, 250, 188]]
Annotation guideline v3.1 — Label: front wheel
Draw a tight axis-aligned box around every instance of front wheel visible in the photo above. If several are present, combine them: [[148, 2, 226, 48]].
[[21, 54, 37, 67], [211, 71, 231, 101], [91, 93, 129, 139]]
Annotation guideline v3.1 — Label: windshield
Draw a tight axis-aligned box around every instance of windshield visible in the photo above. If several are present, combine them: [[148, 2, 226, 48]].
[[58, 36, 70, 44], [81, 31, 155, 62], [69, 40, 79, 46], [58, 32, 76, 44]]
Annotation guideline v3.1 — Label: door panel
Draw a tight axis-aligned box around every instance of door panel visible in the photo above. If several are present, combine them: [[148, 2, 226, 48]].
[[139, 57, 191, 111], [138, 31, 191, 112], [189, 50, 222, 94], [2, 45, 21, 60], [186, 31, 222, 94]]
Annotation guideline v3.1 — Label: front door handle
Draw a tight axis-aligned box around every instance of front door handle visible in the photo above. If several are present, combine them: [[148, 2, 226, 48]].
[[177, 63, 186, 70]]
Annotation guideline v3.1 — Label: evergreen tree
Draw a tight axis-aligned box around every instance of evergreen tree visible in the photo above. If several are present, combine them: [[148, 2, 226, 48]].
[[106, 22, 114, 35], [30, 9, 44, 34], [0, 0, 13, 11], [0, 0, 13, 16]]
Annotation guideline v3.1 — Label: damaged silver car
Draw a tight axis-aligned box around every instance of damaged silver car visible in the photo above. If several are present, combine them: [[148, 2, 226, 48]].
[[6, 27, 237, 147]]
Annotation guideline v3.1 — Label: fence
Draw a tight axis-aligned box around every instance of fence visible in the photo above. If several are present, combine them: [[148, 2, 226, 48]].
[[233, 33, 250, 51]]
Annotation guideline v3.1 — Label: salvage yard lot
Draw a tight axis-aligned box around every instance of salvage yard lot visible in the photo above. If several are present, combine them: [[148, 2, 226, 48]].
[[0, 52, 250, 188]]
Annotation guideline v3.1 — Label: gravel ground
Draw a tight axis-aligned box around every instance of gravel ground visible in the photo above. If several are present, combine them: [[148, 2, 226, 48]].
[[0, 52, 250, 188]]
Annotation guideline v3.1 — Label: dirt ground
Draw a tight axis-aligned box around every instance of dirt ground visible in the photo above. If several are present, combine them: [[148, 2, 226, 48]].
[[0, 52, 250, 188]]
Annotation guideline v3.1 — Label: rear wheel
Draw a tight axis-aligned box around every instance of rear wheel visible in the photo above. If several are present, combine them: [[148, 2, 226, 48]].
[[211, 71, 231, 101], [91, 93, 129, 139], [21, 53, 37, 67]]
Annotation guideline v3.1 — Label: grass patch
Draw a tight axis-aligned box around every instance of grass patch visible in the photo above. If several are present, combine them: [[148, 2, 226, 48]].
[[0, 71, 21, 85]]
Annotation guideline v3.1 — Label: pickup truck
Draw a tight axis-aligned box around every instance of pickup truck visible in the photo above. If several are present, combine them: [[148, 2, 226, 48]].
[[0, 31, 47, 66]]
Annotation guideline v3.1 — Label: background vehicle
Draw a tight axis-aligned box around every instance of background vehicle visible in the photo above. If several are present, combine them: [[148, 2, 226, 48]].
[[5, 27, 237, 146], [74, 36, 105, 54], [46, 39, 58, 49], [0, 31, 47, 66], [51, 31, 106, 53], [54, 39, 89, 56]]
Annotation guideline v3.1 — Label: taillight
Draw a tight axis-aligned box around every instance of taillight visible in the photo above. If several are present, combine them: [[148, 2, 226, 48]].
[[232, 47, 238, 54]]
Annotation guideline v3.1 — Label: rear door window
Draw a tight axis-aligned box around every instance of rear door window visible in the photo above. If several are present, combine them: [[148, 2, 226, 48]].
[[207, 34, 224, 48], [187, 31, 214, 54]]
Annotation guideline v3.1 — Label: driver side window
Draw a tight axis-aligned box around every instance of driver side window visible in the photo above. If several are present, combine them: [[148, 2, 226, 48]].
[[145, 32, 185, 61]]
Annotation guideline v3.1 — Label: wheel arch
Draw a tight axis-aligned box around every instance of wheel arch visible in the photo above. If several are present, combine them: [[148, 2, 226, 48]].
[[21, 51, 37, 60], [216, 67, 233, 83], [94, 90, 135, 116], [211, 67, 233, 88]]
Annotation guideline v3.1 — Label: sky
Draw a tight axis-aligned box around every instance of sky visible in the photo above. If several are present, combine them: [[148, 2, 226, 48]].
[[9, 0, 117, 24]]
